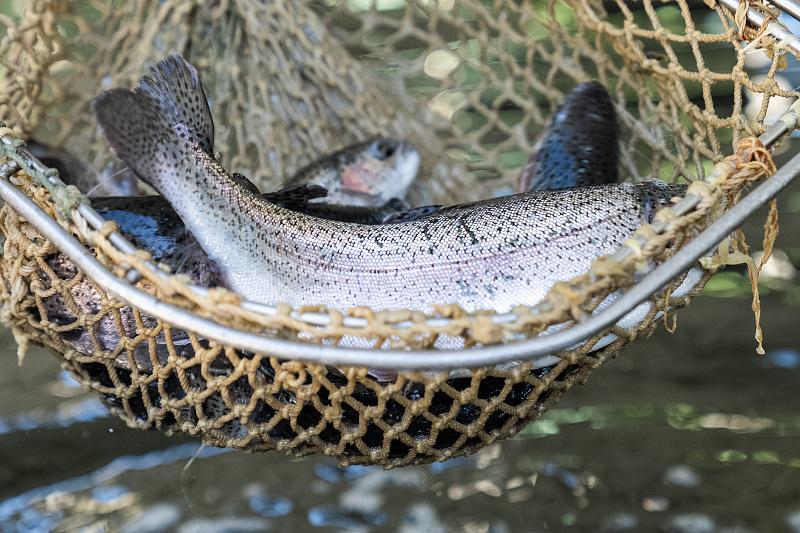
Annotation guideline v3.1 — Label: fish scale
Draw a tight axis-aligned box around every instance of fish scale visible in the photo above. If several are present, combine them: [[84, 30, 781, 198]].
[[93, 55, 682, 314]]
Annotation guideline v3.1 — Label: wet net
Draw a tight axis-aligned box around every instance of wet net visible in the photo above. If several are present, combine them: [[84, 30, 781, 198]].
[[0, 0, 794, 466]]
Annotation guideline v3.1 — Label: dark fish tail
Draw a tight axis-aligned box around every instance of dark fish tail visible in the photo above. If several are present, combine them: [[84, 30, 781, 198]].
[[136, 54, 215, 153], [92, 88, 175, 192], [519, 81, 619, 192], [92, 56, 214, 195]]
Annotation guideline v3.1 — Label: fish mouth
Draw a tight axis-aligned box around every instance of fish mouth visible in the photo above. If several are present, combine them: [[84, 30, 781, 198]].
[[392, 141, 421, 184]]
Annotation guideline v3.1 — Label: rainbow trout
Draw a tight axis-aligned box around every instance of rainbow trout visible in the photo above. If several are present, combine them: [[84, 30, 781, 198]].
[[31, 134, 426, 285], [285, 137, 420, 206], [93, 55, 682, 314], [87, 80, 624, 288]]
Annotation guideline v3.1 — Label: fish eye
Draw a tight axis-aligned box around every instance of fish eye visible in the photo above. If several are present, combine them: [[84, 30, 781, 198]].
[[373, 140, 396, 160]]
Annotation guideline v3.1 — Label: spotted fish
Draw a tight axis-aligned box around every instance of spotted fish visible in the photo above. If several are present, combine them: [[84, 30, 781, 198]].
[[92, 55, 683, 314], [76, 81, 621, 287]]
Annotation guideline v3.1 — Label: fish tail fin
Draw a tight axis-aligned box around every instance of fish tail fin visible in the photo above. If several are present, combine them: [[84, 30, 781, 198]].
[[92, 87, 179, 193], [136, 54, 215, 154], [518, 81, 619, 192], [92, 55, 215, 194], [262, 183, 329, 208]]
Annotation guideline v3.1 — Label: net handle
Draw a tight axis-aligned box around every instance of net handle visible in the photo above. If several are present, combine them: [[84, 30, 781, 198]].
[[1, 116, 798, 369]]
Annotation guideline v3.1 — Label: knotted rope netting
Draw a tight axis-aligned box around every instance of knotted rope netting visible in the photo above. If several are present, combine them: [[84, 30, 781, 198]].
[[0, 0, 796, 466]]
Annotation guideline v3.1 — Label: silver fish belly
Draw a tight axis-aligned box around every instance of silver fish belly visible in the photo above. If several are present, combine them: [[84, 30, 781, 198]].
[[192, 182, 657, 312]]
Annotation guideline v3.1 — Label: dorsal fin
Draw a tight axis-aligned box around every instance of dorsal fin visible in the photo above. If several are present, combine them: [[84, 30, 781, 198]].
[[92, 88, 177, 192], [231, 172, 261, 195]]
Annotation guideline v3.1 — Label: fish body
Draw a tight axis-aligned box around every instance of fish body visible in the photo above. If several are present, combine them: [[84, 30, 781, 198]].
[[518, 81, 619, 192], [91, 190, 428, 286], [284, 137, 421, 206], [83, 80, 620, 286], [93, 55, 682, 314]]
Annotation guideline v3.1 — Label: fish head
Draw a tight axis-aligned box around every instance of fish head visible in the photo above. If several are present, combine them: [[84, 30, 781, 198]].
[[338, 137, 421, 205]]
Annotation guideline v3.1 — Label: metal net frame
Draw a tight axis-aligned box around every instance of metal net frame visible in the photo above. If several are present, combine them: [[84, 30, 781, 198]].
[[0, 0, 795, 467]]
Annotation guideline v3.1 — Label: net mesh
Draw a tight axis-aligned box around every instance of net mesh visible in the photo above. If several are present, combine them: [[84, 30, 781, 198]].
[[0, 0, 793, 466]]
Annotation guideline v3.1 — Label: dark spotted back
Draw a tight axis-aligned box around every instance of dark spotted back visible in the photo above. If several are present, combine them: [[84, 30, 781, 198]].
[[518, 81, 619, 192]]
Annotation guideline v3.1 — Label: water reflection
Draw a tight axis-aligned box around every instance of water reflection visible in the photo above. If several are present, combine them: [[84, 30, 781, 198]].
[[0, 444, 227, 525], [3, 388, 800, 530], [0, 397, 107, 437]]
